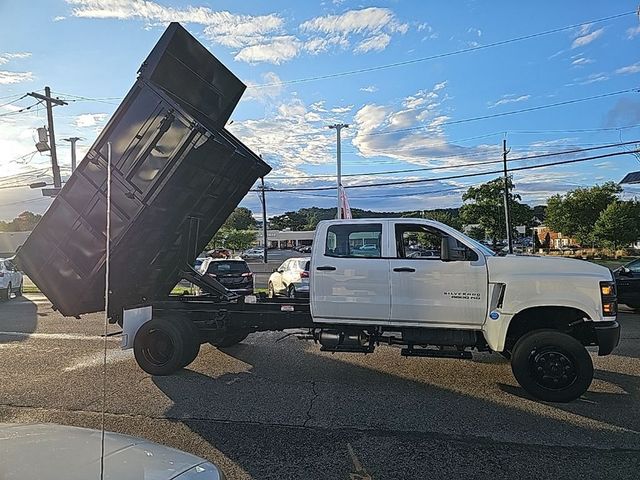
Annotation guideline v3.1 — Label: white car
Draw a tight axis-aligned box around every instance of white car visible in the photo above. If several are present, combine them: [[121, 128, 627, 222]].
[[242, 247, 264, 259], [268, 257, 310, 298], [0, 257, 23, 300], [0, 423, 225, 479]]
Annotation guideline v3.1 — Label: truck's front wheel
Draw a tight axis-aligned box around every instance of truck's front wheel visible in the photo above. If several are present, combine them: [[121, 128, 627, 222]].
[[134, 318, 192, 375], [511, 329, 593, 403]]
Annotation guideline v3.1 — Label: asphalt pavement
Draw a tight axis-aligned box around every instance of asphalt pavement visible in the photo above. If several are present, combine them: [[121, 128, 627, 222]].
[[0, 294, 639, 479]]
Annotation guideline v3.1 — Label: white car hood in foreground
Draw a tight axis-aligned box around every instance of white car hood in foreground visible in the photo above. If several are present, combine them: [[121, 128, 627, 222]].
[[486, 254, 613, 281], [0, 423, 223, 480]]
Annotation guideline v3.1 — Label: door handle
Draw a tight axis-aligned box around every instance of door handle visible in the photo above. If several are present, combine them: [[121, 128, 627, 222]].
[[393, 267, 416, 273], [316, 265, 336, 271]]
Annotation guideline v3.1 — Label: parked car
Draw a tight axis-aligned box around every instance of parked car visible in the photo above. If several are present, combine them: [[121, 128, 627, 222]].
[[0, 423, 225, 480], [613, 258, 640, 310], [0, 257, 23, 300], [193, 256, 207, 271], [268, 257, 310, 298], [298, 245, 312, 253], [199, 258, 254, 295], [242, 247, 264, 259]]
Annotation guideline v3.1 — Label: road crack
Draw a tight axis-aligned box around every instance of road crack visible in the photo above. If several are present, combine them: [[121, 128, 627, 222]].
[[303, 381, 318, 427]]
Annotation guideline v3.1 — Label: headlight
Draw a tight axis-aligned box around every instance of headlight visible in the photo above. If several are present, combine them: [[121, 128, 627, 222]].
[[599, 281, 617, 317]]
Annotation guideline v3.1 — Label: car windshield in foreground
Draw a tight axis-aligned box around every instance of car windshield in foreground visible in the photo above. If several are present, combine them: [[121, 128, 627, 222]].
[[206, 261, 250, 275]]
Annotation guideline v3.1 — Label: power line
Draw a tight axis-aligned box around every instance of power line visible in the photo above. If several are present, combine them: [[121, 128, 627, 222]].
[[0, 101, 43, 118], [259, 148, 638, 192], [254, 10, 636, 87], [357, 88, 640, 139], [266, 140, 639, 180], [508, 124, 640, 134], [0, 94, 27, 109]]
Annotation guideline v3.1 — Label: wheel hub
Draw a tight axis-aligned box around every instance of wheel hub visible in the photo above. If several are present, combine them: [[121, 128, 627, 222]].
[[530, 348, 577, 390]]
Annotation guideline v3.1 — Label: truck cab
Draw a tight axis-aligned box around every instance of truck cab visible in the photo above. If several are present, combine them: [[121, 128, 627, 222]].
[[311, 218, 620, 402]]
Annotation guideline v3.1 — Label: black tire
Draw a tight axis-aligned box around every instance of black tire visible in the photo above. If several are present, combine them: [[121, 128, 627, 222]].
[[14, 281, 23, 297], [133, 317, 189, 376], [209, 330, 249, 348], [511, 329, 593, 403], [175, 318, 201, 368], [0, 286, 8, 301], [267, 282, 275, 298], [287, 284, 296, 299]]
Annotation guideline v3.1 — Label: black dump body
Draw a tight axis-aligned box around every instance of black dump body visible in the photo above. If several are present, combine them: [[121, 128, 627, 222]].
[[16, 23, 271, 319]]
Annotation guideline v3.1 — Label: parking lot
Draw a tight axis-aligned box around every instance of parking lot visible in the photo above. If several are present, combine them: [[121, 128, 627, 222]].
[[1, 294, 639, 479]]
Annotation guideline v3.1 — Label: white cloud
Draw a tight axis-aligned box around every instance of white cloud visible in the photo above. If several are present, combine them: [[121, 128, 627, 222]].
[[627, 25, 640, 40], [571, 56, 593, 66], [73, 113, 108, 128], [467, 27, 482, 37], [242, 72, 284, 103], [571, 27, 604, 49], [66, 0, 286, 61], [0, 71, 33, 84], [487, 94, 530, 108], [53, 15, 66, 21], [615, 62, 640, 75], [0, 52, 31, 65], [300, 7, 407, 54], [433, 81, 447, 91], [360, 85, 378, 93], [234, 36, 301, 64], [330, 105, 353, 114], [354, 33, 391, 53]]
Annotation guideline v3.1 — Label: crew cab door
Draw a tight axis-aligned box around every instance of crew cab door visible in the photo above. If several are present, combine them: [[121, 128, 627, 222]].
[[311, 222, 390, 324], [389, 222, 488, 327]]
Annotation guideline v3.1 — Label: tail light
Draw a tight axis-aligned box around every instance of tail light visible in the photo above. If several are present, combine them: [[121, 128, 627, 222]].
[[300, 271, 309, 278]]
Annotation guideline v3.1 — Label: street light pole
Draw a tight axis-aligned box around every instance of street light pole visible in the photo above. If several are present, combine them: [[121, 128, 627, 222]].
[[328, 123, 349, 219], [63, 137, 81, 171], [260, 176, 268, 264]]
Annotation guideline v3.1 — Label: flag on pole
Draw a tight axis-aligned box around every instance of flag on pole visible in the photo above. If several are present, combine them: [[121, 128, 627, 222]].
[[339, 185, 352, 219]]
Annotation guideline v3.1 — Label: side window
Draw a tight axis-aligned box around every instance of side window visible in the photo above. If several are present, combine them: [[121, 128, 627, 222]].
[[396, 224, 442, 259], [325, 224, 382, 258]]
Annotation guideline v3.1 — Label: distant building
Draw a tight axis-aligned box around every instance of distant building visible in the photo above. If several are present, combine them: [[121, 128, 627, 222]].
[[533, 225, 577, 249], [0, 231, 31, 257], [257, 230, 315, 249]]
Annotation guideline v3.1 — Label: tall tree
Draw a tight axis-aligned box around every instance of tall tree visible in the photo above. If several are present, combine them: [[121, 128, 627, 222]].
[[545, 182, 621, 245], [593, 200, 640, 249], [459, 177, 533, 245], [542, 232, 551, 250], [0, 211, 42, 232], [223, 207, 257, 230], [424, 210, 463, 231]]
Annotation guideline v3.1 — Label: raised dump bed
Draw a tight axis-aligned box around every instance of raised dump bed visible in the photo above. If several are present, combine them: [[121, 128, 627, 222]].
[[16, 23, 270, 319]]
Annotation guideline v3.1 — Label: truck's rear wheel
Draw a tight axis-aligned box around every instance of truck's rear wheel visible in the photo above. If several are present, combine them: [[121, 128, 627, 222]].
[[175, 318, 201, 368], [134, 318, 192, 375], [511, 329, 593, 403]]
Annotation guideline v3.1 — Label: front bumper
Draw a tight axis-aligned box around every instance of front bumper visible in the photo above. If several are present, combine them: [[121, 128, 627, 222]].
[[594, 320, 620, 356]]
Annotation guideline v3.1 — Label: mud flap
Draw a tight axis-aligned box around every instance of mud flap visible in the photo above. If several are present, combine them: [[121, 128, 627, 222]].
[[121, 305, 152, 349]]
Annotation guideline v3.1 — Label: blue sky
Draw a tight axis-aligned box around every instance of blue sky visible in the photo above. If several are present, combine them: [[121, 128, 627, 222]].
[[1, 0, 639, 220]]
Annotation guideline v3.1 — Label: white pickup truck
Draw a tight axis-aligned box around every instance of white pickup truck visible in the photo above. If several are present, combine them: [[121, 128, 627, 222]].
[[125, 217, 620, 404]]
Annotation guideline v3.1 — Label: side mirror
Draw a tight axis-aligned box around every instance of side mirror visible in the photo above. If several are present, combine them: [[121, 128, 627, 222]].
[[441, 235, 477, 262], [620, 266, 633, 276]]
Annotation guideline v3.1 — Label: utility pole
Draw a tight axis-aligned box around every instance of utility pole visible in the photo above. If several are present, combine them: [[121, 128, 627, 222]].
[[63, 137, 81, 171], [502, 138, 513, 254], [27, 87, 67, 188], [260, 176, 268, 264], [328, 123, 349, 219]]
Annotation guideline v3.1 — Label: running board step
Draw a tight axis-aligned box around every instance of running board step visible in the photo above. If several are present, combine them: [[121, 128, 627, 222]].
[[401, 348, 472, 359]]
